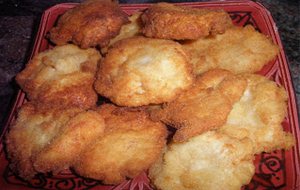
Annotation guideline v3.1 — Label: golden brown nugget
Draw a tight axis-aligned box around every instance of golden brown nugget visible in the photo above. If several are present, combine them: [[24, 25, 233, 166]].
[[220, 74, 294, 153], [5, 103, 83, 179], [150, 69, 247, 142], [74, 104, 168, 184], [149, 131, 255, 190], [141, 3, 232, 40], [182, 25, 279, 75], [49, 0, 129, 48], [95, 36, 194, 107], [16, 44, 101, 110], [101, 12, 143, 54], [33, 111, 105, 174]]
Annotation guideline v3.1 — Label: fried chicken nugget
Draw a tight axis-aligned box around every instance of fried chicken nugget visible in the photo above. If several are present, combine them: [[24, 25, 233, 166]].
[[220, 74, 294, 153], [5, 103, 83, 179], [141, 3, 232, 40], [33, 110, 105, 174], [101, 12, 143, 54], [16, 44, 101, 110], [49, 0, 129, 48], [94, 36, 194, 107], [74, 104, 168, 184], [182, 25, 279, 75], [150, 69, 247, 142], [149, 131, 255, 190]]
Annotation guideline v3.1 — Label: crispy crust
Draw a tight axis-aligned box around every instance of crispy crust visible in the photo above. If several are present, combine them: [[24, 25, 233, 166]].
[[33, 111, 105, 173], [182, 25, 279, 75], [73, 104, 168, 184], [95, 36, 194, 107], [5, 103, 105, 179], [149, 131, 255, 190], [220, 74, 294, 153], [150, 69, 247, 142], [49, 0, 129, 48], [16, 44, 101, 110], [141, 3, 232, 40], [5, 103, 84, 179], [101, 12, 143, 54]]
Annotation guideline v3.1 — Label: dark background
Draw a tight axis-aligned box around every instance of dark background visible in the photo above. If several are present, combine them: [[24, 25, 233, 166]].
[[0, 0, 299, 130]]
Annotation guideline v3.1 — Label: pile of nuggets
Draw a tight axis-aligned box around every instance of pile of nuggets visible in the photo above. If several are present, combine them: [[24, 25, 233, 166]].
[[5, 0, 295, 189]]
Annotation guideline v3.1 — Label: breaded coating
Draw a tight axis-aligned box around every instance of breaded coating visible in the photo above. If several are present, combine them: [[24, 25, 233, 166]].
[[101, 12, 143, 54], [141, 3, 232, 40], [5, 103, 83, 179], [49, 0, 129, 48], [149, 131, 255, 190], [150, 69, 247, 142], [16, 44, 101, 110], [5, 103, 105, 179], [182, 25, 279, 75], [220, 74, 294, 153], [74, 104, 168, 184], [95, 36, 194, 107], [33, 111, 105, 174]]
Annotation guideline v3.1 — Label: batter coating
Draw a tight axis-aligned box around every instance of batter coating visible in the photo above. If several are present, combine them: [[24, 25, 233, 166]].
[[150, 69, 247, 142], [49, 0, 129, 48], [220, 74, 294, 153], [16, 44, 101, 110], [101, 12, 143, 54], [5, 103, 105, 179], [95, 36, 194, 107], [33, 111, 105, 174], [182, 25, 279, 75], [149, 131, 255, 190], [141, 3, 232, 40], [74, 104, 168, 184], [5, 103, 83, 179]]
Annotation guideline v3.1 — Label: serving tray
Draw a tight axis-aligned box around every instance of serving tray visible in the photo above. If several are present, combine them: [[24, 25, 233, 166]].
[[1, 1, 299, 189]]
